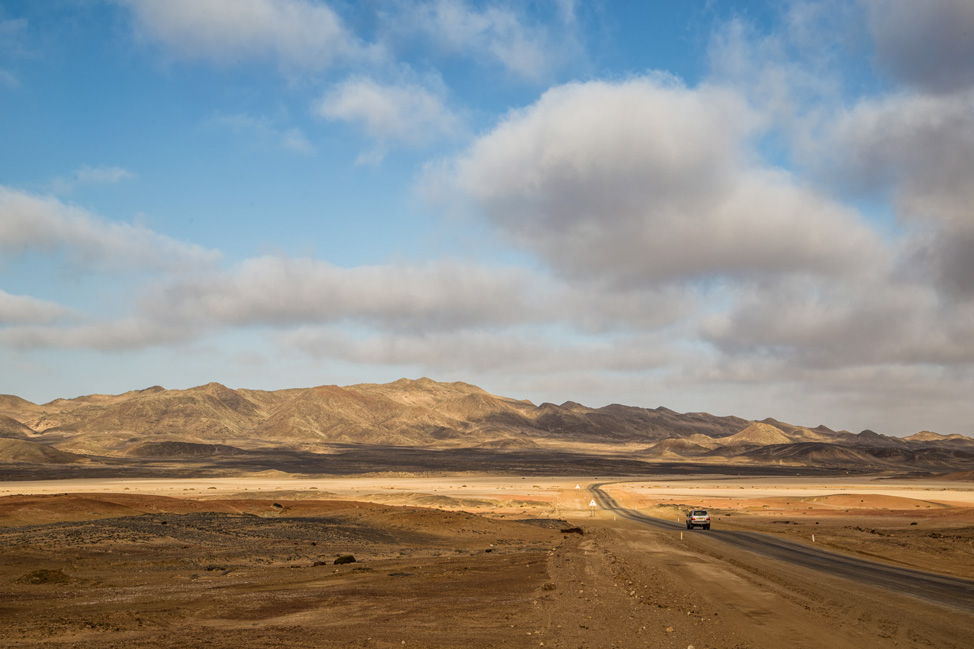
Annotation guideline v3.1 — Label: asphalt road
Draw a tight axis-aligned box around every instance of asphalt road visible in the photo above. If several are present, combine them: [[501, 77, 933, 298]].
[[590, 482, 974, 612]]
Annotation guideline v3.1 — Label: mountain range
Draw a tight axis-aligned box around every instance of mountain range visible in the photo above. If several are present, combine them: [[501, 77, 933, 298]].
[[1, 378, 972, 475]]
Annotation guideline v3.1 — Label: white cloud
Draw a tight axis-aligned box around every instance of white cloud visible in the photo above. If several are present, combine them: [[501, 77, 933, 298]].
[[0, 290, 73, 325], [0, 252, 692, 358], [665, 351, 974, 435], [440, 77, 887, 287], [317, 76, 460, 155], [0, 317, 197, 351], [0, 186, 220, 272], [668, 1, 974, 433], [0, 16, 28, 50], [146, 256, 547, 331], [822, 90, 974, 223], [119, 0, 376, 71], [702, 273, 974, 368], [75, 165, 135, 185], [813, 89, 974, 296], [707, 3, 974, 301], [280, 127, 314, 154], [705, 4, 865, 154], [52, 165, 137, 194], [412, 62, 974, 434], [142, 254, 696, 335], [391, 0, 578, 81], [0, 68, 18, 88], [0, 16, 29, 90], [862, 0, 974, 94], [208, 113, 315, 154], [281, 326, 676, 375]]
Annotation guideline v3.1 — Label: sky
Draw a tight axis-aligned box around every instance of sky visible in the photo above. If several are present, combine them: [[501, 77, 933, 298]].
[[1, 0, 973, 436]]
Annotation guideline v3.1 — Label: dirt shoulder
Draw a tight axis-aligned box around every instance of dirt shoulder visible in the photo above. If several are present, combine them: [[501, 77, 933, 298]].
[[608, 480, 974, 580], [538, 517, 974, 649]]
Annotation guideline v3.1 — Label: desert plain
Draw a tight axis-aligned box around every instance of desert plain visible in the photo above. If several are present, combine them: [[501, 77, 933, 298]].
[[2, 380, 973, 646], [1, 472, 972, 649]]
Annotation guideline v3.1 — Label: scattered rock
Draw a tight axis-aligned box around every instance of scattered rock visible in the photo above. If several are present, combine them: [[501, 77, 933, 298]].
[[334, 554, 357, 565], [560, 527, 584, 535]]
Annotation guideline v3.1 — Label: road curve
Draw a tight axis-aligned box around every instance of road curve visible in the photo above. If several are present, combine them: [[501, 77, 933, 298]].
[[590, 483, 974, 611]]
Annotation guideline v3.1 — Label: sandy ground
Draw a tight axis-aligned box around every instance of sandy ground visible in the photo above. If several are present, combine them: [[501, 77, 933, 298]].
[[1, 474, 972, 648]]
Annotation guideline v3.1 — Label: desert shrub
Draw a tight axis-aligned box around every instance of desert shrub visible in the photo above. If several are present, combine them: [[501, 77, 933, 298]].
[[18, 569, 70, 585]]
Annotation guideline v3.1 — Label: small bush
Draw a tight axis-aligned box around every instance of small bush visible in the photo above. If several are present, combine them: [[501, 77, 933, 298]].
[[18, 569, 70, 585]]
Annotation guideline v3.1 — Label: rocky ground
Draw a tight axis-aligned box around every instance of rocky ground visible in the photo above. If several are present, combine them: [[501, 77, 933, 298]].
[[0, 496, 563, 648], [0, 477, 972, 648]]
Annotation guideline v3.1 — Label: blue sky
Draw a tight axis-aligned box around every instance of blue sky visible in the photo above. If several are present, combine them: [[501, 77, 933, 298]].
[[2, 0, 974, 436]]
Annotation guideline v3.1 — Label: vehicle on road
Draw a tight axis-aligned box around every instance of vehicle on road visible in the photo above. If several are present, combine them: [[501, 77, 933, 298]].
[[686, 509, 711, 529]]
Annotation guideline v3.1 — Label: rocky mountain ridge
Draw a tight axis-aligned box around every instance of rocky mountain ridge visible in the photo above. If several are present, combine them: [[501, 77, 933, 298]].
[[1, 378, 972, 473]]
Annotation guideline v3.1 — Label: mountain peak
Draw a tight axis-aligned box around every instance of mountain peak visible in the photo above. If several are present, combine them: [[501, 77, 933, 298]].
[[722, 422, 793, 446]]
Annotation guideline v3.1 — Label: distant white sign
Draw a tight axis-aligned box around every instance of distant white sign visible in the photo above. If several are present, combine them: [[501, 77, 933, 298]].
[[575, 484, 581, 490], [589, 500, 597, 507]]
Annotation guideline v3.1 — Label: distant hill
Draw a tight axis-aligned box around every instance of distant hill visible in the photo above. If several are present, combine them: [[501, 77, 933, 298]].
[[0, 414, 35, 440], [643, 437, 713, 458], [1, 378, 972, 473], [0, 438, 88, 464], [719, 422, 793, 446]]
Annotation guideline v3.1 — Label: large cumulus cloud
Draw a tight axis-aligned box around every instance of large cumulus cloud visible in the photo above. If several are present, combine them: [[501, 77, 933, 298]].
[[443, 76, 887, 287]]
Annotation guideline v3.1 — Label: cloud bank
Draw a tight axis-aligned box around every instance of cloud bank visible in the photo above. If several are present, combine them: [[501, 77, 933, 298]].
[[0, 187, 220, 272]]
